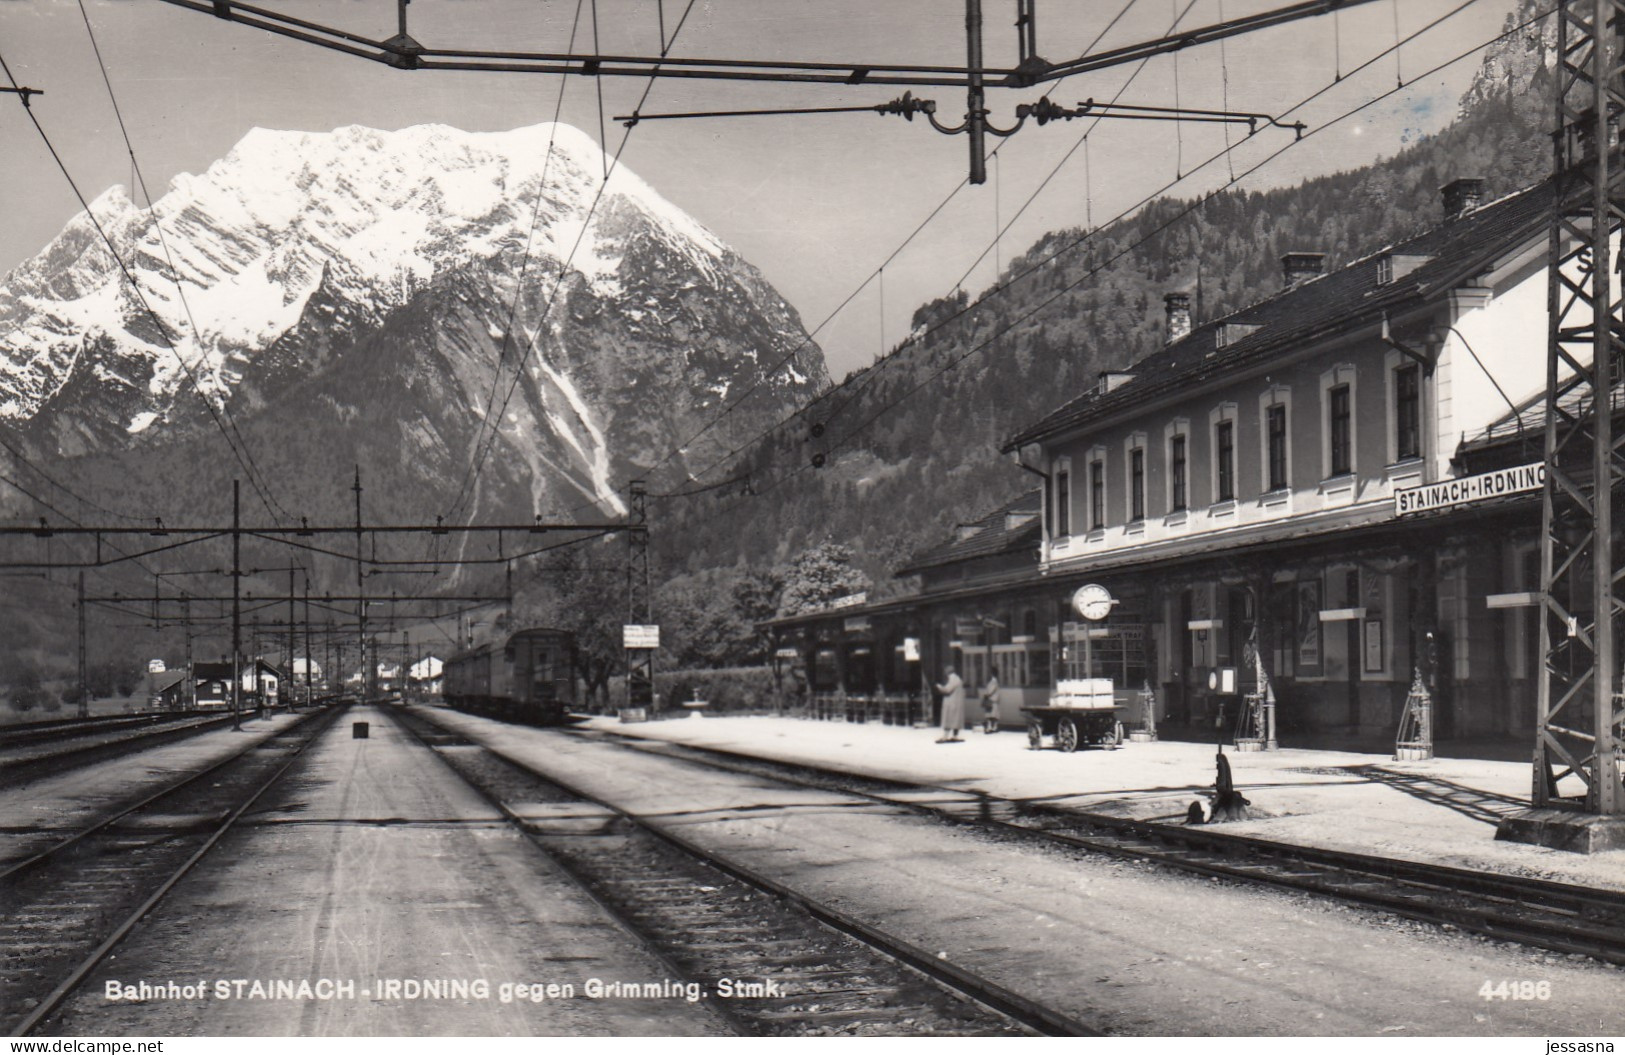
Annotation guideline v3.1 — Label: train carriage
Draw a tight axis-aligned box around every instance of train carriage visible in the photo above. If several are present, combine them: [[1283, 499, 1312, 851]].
[[442, 627, 579, 726]]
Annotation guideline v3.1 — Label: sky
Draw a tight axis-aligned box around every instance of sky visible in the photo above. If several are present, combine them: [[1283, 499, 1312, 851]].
[[0, 0, 1520, 380]]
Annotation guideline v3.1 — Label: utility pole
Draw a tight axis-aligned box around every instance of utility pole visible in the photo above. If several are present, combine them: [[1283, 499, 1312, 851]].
[[231, 478, 242, 732], [76, 569, 88, 719], [286, 566, 296, 707], [1502, 0, 1625, 852], [184, 596, 194, 709], [354, 465, 367, 701], [964, 0, 987, 185], [303, 577, 312, 707], [625, 479, 653, 711]]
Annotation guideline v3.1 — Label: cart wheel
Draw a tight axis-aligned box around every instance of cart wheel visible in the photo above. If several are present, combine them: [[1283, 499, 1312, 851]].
[[1056, 716, 1080, 753], [1101, 721, 1123, 750], [1027, 719, 1044, 750]]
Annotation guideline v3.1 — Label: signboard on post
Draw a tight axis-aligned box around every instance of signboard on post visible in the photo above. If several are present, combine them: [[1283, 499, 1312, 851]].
[[623, 625, 660, 649], [1394, 462, 1544, 516]]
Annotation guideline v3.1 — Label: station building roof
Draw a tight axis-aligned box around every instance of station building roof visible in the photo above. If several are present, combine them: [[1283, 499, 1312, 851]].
[[893, 489, 1042, 577], [1003, 178, 1557, 453]]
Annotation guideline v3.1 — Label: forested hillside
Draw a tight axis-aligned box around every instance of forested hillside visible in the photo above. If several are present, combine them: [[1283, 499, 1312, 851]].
[[653, 3, 1554, 604]]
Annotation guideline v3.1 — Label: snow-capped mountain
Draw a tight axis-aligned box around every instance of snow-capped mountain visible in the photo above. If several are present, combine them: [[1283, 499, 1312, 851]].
[[0, 122, 827, 518]]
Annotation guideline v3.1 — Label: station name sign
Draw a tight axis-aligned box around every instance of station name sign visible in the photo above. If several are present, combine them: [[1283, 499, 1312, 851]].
[[1394, 462, 1544, 516]]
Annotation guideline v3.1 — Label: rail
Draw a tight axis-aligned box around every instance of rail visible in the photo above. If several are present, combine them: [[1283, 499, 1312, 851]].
[[390, 706, 1094, 1037], [3, 704, 346, 1035], [587, 732, 1625, 967]]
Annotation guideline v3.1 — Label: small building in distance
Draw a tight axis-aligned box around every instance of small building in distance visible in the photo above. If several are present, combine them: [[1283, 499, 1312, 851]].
[[192, 662, 234, 710], [147, 669, 189, 710]]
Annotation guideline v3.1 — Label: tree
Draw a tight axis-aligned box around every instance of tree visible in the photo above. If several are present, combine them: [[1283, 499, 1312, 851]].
[[776, 540, 872, 617], [655, 565, 785, 670], [7, 663, 44, 715], [88, 658, 140, 699], [511, 542, 626, 708]]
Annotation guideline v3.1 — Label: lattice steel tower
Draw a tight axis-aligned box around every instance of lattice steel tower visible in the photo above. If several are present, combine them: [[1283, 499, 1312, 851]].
[[1536, 0, 1625, 815], [625, 480, 654, 710]]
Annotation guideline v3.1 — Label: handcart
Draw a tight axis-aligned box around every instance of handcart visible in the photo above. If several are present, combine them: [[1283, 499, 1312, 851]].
[[1023, 679, 1124, 752], [1022, 705, 1125, 752]]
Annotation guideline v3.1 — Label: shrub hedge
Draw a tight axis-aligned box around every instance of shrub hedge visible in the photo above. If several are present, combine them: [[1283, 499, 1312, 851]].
[[606, 665, 803, 715]]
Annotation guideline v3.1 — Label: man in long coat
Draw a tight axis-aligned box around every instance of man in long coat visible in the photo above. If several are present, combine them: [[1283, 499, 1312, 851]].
[[935, 666, 965, 743]]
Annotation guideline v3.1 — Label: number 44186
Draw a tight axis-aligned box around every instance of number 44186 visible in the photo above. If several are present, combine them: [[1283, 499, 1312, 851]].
[[1480, 980, 1551, 1001]]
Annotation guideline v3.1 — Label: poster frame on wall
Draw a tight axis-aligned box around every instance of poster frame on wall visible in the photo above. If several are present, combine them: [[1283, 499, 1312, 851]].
[[1295, 579, 1323, 675]]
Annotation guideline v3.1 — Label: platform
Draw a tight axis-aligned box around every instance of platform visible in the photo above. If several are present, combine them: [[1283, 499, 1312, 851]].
[[41, 705, 731, 1037], [575, 712, 1625, 891]]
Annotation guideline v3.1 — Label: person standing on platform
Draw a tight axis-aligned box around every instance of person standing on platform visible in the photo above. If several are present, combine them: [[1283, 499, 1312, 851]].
[[980, 672, 1001, 734], [935, 666, 965, 743]]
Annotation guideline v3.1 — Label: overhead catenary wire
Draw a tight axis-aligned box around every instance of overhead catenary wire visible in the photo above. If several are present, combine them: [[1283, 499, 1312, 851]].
[[766, 4, 1533, 499], [0, 47, 288, 528], [446, 0, 701, 522], [662, 0, 1531, 520], [446, 0, 590, 521], [1220, 0, 1237, 181], [70, 0, 293, 527], [687, 0, 1198, 472], [630, 2, 1146, 497], [0, 431, 143, 526]]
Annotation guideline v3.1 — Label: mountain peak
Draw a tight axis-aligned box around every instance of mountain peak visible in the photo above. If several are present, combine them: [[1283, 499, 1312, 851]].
[[0, 119, 828, 522], [0, 121, 743, 424]]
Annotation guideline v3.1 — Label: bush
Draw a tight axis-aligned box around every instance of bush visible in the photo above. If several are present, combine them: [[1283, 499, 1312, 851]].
[[608, 666, 794, 715], [8, 683, 43, 714]]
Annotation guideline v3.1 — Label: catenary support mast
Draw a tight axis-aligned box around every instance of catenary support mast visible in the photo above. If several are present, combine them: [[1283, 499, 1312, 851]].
[[1533, 0, 1625, 817]]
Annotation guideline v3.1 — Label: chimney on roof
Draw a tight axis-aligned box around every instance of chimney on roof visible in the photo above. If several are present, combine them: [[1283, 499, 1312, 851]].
[[1441, 177, 1485, 220], [1164, 291, 1192, 345], [1281, 252, 1325, 288]]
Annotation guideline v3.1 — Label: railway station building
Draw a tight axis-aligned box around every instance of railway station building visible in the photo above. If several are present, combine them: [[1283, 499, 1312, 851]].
[[770, 176, 1572, 750]]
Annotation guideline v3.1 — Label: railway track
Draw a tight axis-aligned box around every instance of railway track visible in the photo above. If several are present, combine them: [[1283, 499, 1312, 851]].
[[0, 713, 191, 748], [388, 705, 1093, 1037], [1, 704, 346, 1037], [0, 712, 247, 788], [583, 731, 1625, 968]]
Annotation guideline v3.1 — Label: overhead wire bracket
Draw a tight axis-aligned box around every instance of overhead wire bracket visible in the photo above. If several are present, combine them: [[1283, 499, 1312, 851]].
[[0, 86, 43, 107]]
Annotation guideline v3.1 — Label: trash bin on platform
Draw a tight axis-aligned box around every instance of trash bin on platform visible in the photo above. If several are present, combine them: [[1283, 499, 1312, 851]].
[[352, 721, 369, 739]]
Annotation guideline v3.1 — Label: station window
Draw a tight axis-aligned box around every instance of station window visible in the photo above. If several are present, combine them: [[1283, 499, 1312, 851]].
[[1130, 448, 1146, 521], [1216, 421, 1235, 501], [1395, 365, 1421, 460], [1329, 384, 1352, 475], [1053, 467, 1070, 536], [1266, 404, 1288, 491], [1090, 458, 1106, 530], [1029, 646, 1052, 687], [1169, 434, 1187, 512]]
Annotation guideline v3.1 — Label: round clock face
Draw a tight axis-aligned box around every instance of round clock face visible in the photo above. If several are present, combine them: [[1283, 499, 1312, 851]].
[[1073, 583, 1114, 621]]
